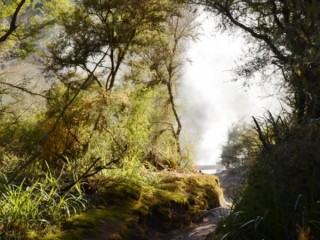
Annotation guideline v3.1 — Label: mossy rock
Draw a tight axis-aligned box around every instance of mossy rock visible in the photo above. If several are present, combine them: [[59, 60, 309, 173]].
[[33, 172, 222, 239], [142, 172, 222, 232]]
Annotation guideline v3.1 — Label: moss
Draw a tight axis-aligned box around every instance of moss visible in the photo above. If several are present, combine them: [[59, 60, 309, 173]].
[[28, 206, 137, 240], [139, 173, 222, 231], [32, 172, 222, 239]]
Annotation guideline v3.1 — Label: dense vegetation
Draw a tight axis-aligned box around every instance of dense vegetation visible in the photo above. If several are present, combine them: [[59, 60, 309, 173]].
[[0, 0, 223, 239], [2, 0, 320, 239], [193, 0, 320, 239]]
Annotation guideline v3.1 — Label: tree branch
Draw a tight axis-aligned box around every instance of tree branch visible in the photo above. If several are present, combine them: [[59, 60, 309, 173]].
[[199, 1, 288, 63], [0, 81, 47, 98], [221, 4, 288, 63], [9, 52, 109, 183], [0, 0, 27, 43]]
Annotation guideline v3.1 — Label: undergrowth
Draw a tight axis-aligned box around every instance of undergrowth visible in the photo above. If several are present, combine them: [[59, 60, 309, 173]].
[[0, 170, 86, 239], [213, 116, 320, 240]]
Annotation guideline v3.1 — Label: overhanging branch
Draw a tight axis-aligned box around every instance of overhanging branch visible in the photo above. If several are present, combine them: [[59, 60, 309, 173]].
[[0, 0, 27, 43]]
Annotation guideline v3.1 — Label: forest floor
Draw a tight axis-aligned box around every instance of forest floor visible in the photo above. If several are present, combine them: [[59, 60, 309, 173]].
[[146, 205, 230, 240], [154, 168, 243, 240], [39, 171, 239, 240], [80, 173, 232, 240], [149, 170, 235, 240], [82, 211, 225, 240]]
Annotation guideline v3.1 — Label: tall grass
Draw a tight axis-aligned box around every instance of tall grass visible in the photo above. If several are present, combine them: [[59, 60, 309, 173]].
[[0, 171, 86, 239]]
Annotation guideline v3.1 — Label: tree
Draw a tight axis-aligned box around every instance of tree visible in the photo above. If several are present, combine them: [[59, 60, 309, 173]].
[[220, 122, 257, 169], [44, 1, 199, 169], [47, 0, 182, 92], [151, 7, 199, 155], [192, 0, 320, 123], [189, 2, 320, 238], [125, 6, 199, 159], [1, 0, 201, 183]]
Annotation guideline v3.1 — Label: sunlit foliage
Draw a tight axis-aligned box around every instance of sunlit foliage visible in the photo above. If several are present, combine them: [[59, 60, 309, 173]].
[[0, 0, 202, 238]]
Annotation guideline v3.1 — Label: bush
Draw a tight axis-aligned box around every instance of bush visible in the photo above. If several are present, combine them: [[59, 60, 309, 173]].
[[214, 117, 320, 240]]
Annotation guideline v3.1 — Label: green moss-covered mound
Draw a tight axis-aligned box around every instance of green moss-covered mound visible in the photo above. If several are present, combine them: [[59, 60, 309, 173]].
[[31, 172, 222, 240]]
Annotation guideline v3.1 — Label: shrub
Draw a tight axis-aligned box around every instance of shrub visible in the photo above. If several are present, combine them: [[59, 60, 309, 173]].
[[214, 116, 320, 240]]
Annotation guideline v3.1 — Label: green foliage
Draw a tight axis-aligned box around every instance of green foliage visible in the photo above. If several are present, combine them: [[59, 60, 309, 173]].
[[0, 0, 55, 58], [0, 0, 199, 237], [213, 116, 320, 240], [220, 122, 258, 169], [0, 171, 86, 239], [42, 82, 167, 167], [43, 0, 75, 20], [0, 113, 45, 155]]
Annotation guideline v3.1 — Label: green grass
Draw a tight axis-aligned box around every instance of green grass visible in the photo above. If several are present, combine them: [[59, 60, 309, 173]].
[[0, 171, 86, 239]]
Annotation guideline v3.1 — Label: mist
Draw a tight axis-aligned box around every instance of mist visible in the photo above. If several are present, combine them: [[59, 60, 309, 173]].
[[180, 14, 282, 166]]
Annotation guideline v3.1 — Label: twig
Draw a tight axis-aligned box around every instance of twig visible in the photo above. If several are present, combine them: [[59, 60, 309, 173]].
[[60, 146, 127, 193], [0, 81, 47, 98]]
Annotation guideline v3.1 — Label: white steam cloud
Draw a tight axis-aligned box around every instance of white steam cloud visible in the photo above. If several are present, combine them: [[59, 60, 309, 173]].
[[180, 14, 281, 166]]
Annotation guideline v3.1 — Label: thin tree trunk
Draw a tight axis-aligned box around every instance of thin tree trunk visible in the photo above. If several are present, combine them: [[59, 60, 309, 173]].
[[166, 80, 182, 154]]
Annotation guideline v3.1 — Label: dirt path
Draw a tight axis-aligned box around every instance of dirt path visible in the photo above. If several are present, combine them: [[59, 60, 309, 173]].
[[167, 207, 230, 240], [147, 200, 231, 240], [157, 170, 236, 240], [86, 206, 230, 240]]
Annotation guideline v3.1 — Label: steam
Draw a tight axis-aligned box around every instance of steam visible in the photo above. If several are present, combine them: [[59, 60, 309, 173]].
[[180, 15, 281, 166]]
